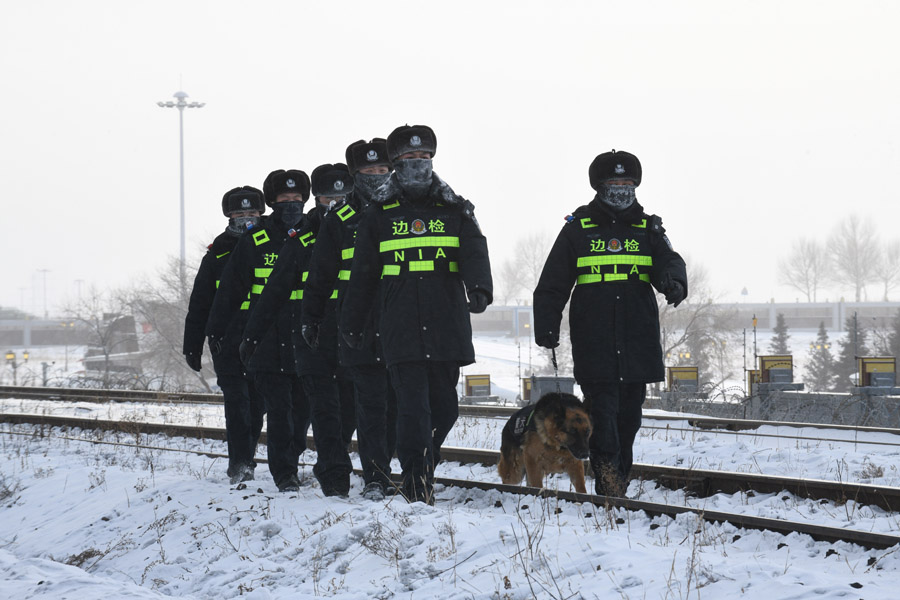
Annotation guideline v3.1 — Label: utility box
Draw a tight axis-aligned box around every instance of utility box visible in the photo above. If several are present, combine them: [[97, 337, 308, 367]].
[[758, 355, 794, 383], [747, 369, 761, 394], [464, 374, 491, 397], [530, 375, 575, 401], [521, 377, 533, 403], [755, 355, 804, 393], [857, 356, 896, 387], [667, 366, 699, 392]]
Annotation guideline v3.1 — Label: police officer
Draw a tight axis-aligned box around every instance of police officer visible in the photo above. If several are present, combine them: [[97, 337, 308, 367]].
[[183, 186, 265, 484], [533, 150, 687, 497], [301, 139, 398, 501], [243, 164, 355, 498], [206, 170, 312, 493], [340, 125, 493, 503]]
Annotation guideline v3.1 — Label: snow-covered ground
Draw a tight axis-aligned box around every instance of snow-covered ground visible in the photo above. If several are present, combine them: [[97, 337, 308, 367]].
[[2, 334, 899, 599], [2, 418, 899, 599]]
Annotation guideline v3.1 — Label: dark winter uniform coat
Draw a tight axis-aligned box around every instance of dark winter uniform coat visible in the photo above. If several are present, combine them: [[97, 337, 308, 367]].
[[533, 199, 687, 384], [301, 193, 385, 367], [205, 214, 297, 374], [340, 182, 493, 367], [183, 229, 245, 375], [242, 207, 336, 375]]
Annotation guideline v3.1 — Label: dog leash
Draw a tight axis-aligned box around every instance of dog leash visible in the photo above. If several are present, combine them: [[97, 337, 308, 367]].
[[551, 347, 561, 393]]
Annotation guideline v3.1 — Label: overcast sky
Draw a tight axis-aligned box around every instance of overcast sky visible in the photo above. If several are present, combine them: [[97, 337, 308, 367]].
[[2, 0, 899, 317]]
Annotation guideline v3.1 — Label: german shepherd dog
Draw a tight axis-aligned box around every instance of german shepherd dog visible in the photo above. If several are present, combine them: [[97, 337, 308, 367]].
[[497, 392, 593, 493]]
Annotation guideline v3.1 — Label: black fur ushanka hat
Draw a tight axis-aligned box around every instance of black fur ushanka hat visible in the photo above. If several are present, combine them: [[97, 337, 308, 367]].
[[311, 163, 354, 197], [346, 138, 391, 174], [262, 169, 311, 207], [221, 186, 265, 216], [589, 150, 642, 190], [386, 124, 437, 162]]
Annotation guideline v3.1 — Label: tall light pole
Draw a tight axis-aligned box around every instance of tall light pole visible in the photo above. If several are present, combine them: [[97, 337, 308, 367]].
[[157, 90, 205, 286]]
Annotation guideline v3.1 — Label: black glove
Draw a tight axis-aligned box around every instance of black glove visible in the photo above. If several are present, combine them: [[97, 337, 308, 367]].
[[301, 323, 320, 350], [467, 289, 490, 314], [662, 273, 686, 308], [184, 352, 202, 372], [342, 330, 364, 350], [208, 336, 223, 357], [535, 331, 560, 349], [239, 338, 258, 367]]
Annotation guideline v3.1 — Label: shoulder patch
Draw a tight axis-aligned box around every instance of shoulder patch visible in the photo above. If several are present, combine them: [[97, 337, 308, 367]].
[[252, 229, 270, 246], [299, 231, 316, 247], [565, 214, 575, 223], [336, 204, 356, 222]]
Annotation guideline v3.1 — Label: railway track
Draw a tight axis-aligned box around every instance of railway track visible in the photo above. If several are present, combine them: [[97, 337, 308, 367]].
[[2, 411, 899, 551], [5, 385, 900, 450]]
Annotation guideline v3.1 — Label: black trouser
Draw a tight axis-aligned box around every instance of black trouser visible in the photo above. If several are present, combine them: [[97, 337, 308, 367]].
[[302, 373, 353, 484], [254, 373, 310, 487], [388, 360, 460, 501], [580, 381, 645, 493], [385, 378, 397, 460], [337, 372, 357, 450], [217, 373, 265, 475], [347, 364, 394, 487]]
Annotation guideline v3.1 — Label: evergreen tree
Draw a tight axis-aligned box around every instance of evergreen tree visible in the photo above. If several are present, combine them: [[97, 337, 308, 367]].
[[834, 314, 868, 392], [804, 321, 836, 392], [683, 329, 712, 386], [768, 312, 791, 355]]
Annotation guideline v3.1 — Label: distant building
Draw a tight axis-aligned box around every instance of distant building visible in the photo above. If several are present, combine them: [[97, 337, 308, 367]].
[[470, 301, 900, 337]]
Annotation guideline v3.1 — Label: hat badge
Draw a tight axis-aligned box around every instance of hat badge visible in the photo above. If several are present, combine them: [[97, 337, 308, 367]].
[[614, 164, 625, 175], [366, 150, 378, 162], [334, 180, 344, 191], [410, 135, 422, 147], [241, 198, 250, 208], [286, 178, 296, 188]]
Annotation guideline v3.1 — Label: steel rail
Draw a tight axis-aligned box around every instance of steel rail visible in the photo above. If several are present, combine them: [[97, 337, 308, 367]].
[[2, 416, 898, 551], [4, 412, 900, 510], [4, 385, 900, 438]]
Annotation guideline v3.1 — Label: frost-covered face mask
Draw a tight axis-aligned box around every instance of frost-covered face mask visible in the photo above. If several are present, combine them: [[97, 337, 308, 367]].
[[393, 158, 433, 198], [272, 201, 305, 228], [227, 215, 260, 235], [354, 171, 392, 201], [599, 183, 636, 211]]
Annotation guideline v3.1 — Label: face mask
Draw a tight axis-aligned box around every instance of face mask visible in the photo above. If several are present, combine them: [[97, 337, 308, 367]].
[[354, 171, 392, 201], [599, 183, 636, 211], [227, 215, 259, 235], [273, 201, 305, 228], [393, 158, 433, 198]]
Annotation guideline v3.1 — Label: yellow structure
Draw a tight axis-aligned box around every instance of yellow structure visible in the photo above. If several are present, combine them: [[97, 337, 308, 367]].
[[757, 355, 793, 383], [666, 366, 699, 392], [464, 374, 491, 397], [857, 356, 896, 387], [521, 377, 533, 402]]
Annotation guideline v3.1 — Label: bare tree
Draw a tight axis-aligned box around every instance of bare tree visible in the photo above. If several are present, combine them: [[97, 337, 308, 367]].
[[127, 256, 213, 392], [777, 237, 828, 302], [873, 239, 900, 301], [493, 259, 526, 306], [828, 215, 879, 301], [659, 260, 739, 389], [495, 231, 553, 305], [62, 285, 137, 388]]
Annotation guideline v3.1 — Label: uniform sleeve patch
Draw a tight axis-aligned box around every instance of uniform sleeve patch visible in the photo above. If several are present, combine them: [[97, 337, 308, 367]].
[[663, 234, 673, 250]]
